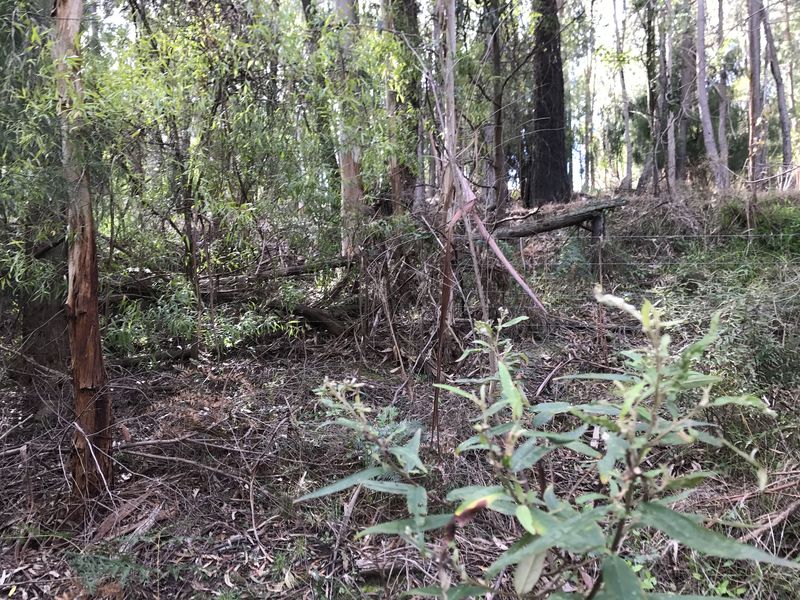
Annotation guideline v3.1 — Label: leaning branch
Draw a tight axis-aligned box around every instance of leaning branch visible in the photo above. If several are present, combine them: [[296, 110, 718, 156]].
[[491, 197, 627, 239]]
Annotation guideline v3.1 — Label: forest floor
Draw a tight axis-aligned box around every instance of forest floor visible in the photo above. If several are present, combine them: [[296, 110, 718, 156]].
[[2, 192, 799, 599]]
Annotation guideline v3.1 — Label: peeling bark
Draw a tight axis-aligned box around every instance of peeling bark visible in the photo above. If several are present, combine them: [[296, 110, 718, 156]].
[[52, 0, 113, 511]]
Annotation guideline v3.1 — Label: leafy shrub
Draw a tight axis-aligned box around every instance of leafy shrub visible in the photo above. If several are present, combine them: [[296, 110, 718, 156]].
[[297, 294, 797, 598]]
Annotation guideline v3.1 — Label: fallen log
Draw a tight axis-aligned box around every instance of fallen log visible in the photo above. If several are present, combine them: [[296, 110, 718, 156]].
[[491, 197, 627, 239]]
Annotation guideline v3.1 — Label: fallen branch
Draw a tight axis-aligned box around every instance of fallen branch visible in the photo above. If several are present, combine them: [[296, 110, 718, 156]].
[[739, 499, 800, 543], [120, 449, 249, 485], [491, 197, 627, 239]]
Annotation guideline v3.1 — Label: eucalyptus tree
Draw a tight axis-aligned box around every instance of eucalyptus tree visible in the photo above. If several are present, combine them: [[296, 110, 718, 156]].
[[612, 0, 633, 189], [696, 0, 726, 189], [527, 0, 570, 205], [757, 0, 793, 187], [748, 0, 766, 190], [52, 0, 112, 509]]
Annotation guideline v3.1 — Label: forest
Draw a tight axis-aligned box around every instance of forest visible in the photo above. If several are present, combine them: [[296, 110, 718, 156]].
[[1, 0, 799, 596]]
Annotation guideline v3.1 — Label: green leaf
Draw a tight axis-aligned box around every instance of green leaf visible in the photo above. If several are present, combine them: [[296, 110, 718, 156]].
[[514, 550, 547, 596], [446, 485, 505, 503], [556, 373, 637, 382], [486, 506, 610, 575], [356, 513, 453, 538], [498, 362, 523, 419], [407, 485, 427, 517], [598, 556, 645, 600], [637, 503, 800, 568], [390, 429, 427, 474], [362, 480, 415, 495], [434, 384, 478, 402], [663, 471, 716, 491], [598, 434, 628, 484], [681, 372, 723, 389], [564, 440, 602, 459], [710, 395, 775, 415], [445, 585, 492, 600], [296, 467, 385, 502], [515, 505, 537, 535], [405, 584, 491, 599], [499, 315, 529, 329], [511, 439, 553, 472]]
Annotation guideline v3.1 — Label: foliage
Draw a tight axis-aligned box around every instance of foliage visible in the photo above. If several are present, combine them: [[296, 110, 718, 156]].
[[297, 300, 795, 597]]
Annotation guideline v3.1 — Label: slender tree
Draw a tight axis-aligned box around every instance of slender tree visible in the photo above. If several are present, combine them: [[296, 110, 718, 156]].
[[748, 0, 766, 189], [333, 0, 366, 257], [488, 0, 508, 214], [613, 0, 632, 189], [52, 0, 113, 508], [758, 0, 793, 187], [696, 0, 726, 188], [382, 0, 420, 213], [583, 0, 596, 193], [528, 0, 570, 205], [665, 0, 677, 190], [675, 0, 695, 181], [716, 0, 729, 189]]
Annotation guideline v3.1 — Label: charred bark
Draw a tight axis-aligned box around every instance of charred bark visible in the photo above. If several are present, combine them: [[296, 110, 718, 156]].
[[527, 0, 570, 206]]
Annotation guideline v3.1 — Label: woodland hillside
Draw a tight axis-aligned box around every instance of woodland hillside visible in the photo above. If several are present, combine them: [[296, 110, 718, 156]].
[[1, 0, 799, 597]]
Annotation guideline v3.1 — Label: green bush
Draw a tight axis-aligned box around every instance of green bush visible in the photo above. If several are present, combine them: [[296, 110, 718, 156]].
[[296, 296, 796, 598]]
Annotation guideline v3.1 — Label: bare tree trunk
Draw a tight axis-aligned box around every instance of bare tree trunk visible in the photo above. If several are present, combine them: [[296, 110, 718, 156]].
[[748, 0, 766, 190], [644, 0, 659, 195], [334, 0, 366, 257], [657, 3, 674, 192], [664, 0, 678, 191], [785, 0, 798, 187], [758, 0, 793, 187], [675, 1, 695, 181], [697, 0, 725, 188], [583, 0, 595, 194], [612, 0, 632, 190], [52, 0, 113, 510], [489, 0, 508, 216], [716, 0, 729, 188], [528, 0, 570, 204]]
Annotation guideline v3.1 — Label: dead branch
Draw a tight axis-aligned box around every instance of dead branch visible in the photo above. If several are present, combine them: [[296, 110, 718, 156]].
[[491, 197, 627, 239]]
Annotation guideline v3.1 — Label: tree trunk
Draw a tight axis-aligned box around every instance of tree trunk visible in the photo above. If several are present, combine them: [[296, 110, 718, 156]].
[[613, 0, 632, 190], [489, 0, 508, 215], [334, 0, 367, 257], [785, 0, 798, 187], [675, 1, 695, 181], [644, 0, 659, 195], [748, 0, 766, 189], [528, 0, 570, 205], [696, 0, 725, 188], [716, 0, 729, 188], [383, 0, 419, 213], [583, 0, 595, 194], [52, 0, 113, 510], [661, 0, 676, 193], [758, 0, 793, 187]]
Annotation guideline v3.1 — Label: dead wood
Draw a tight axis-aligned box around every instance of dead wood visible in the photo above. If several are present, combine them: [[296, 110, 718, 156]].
[[491, 197, 627, 239]]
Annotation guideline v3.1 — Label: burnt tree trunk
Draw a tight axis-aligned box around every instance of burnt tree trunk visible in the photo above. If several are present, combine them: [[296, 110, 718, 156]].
[[52, 0, 113, 509], [527, 0, 570, 206]]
